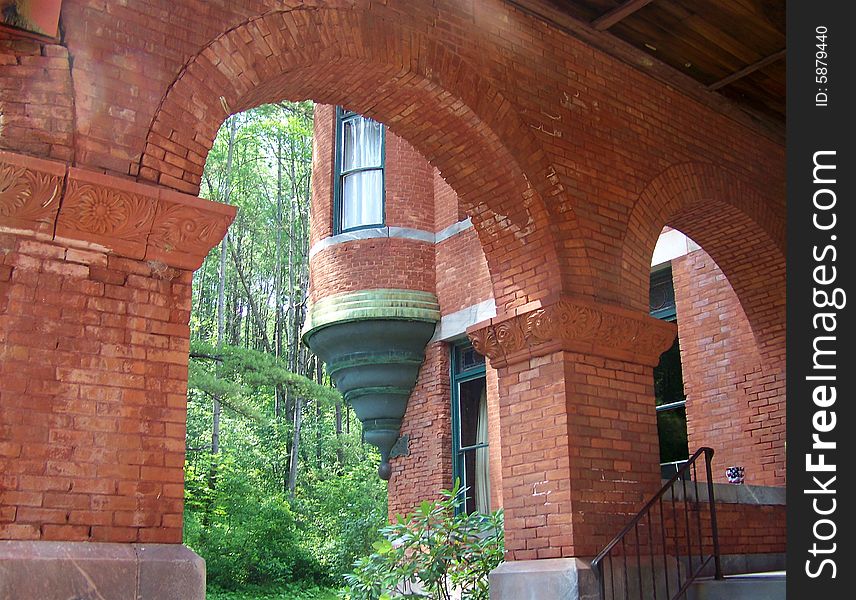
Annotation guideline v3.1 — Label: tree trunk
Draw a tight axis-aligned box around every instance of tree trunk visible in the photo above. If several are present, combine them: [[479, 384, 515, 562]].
[[287, 395, 302, 496], [213, 115, 238, 455], [274, 132, 284, 418]]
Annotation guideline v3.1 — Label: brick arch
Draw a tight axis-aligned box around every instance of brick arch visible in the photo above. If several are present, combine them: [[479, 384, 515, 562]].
[[138, 6, 590, 310], [619, 162, 786, 485], [620, 162, 785, 348]]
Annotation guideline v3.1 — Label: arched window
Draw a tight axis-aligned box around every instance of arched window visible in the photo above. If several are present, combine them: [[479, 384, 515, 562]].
[[334, 108, 385, 233]]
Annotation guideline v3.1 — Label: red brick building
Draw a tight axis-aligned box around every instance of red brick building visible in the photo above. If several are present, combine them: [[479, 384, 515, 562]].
[[305, 108, 786, 596], [1, 1, 785, 598]]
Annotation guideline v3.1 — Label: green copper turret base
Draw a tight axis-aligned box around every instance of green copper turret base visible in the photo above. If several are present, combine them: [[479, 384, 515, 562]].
[[302, 289, 440, 479]]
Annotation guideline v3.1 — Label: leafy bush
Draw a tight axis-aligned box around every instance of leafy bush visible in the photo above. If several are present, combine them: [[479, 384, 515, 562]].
[[206, 582, 340, 600], [184, 455, 324, 589], [296, 459, 389, 577], [341, 485, 504, 600]]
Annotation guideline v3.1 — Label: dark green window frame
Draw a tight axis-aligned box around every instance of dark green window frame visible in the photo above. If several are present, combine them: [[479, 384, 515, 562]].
[[333, 107, 386, 234], [450, 342, 488, 515], [650, 265, 677, 321], [650, 265, 689, 475]]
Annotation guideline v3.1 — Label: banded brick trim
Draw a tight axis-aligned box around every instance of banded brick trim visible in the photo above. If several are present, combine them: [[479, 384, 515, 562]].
[[434, 217, 473, 243], [302, 288, 441, 339]]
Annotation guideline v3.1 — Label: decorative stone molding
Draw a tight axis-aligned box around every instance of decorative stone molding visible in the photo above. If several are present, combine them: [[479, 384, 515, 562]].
[[0, 151, 235, 270], [467, 295, 677, 368], [57, 168, 157, 259], [0, 151, 64, 236], [146, 188, 236, 270]]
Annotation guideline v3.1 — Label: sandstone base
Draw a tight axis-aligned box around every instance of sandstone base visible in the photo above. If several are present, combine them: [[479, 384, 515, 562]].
[[0, 541, 205, 600], [489, 558, 599, 600]]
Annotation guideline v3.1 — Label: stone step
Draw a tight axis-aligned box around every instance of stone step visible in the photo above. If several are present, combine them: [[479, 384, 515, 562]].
[[686, 571, 785, 600]]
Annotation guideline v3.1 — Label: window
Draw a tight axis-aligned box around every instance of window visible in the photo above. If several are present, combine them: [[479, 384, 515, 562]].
[[334, 108, 385, 233], [451, 343, 490, 515], [650, 266, 690, 478]]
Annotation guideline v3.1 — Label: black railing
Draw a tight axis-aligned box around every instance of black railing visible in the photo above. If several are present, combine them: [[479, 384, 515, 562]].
[[592, 447, 723, 600]]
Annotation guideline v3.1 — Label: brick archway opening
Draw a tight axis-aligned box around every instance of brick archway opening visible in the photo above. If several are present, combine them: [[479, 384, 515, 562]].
[[137, 8, 599, 311], [621, 164, 786, 486]]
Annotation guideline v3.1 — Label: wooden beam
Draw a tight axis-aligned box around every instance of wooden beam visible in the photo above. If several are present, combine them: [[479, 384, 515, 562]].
[[502, 0, 784, 142], [708, 49, 786, 90], [593, 0, 655, 31]]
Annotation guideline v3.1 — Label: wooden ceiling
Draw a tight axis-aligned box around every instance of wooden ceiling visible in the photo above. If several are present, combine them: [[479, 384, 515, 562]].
[[505, 0, 786, 132]]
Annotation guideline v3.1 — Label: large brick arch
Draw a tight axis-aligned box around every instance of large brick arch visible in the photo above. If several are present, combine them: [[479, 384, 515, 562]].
[[619, 162, 786, 485], [620, 162, 785, 355], [138, 7, 591, 310]]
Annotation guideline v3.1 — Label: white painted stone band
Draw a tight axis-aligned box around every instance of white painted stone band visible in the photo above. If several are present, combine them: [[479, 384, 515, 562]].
[[309, 218, 474, 259], [430, 298, 496, 343]]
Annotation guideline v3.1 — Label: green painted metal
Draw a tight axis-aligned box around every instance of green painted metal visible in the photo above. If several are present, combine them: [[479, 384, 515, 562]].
[[302, 289, 440, 336], [450, 342, 487, 514], [303, 289, 440, 480]]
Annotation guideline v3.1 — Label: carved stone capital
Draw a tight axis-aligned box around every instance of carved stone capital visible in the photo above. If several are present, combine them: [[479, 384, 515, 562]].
[[467, 295, 677, 368], [0, 151, 236, 270], [0, 151, 64, 236]]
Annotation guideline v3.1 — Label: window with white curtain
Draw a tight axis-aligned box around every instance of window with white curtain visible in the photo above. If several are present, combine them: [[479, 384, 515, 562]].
[[451, 343, 490, 515], [335, 108, 385, 232]]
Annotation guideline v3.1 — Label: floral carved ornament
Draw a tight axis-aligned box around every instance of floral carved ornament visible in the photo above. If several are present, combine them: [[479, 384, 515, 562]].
[[0, 161, 63, 233], [468, 297, 677, 368], [0, 152, 235, 269]]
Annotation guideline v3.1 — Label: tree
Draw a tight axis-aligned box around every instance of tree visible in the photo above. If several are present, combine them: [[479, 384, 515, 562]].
[[184, 102, 389, 591]]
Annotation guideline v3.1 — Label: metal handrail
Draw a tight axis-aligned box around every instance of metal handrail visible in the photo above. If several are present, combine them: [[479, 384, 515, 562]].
[[591, 447, 723, 600]]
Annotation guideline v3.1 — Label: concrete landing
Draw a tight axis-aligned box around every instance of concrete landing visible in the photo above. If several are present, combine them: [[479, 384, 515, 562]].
[[687, 571, 785, 600]]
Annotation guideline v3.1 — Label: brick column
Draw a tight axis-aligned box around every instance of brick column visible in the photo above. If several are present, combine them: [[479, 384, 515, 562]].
[[468, 296, 675, 599], [0, 150, 234, 599]]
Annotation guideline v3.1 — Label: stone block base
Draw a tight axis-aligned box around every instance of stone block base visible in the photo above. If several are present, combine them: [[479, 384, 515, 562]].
[[0, 541, 205, 600], [489, 554, 786, 600], [489, 558, 599, 600]]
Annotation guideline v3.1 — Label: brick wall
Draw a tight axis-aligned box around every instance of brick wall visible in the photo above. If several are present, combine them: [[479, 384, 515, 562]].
[[493, 350, 662, 560], [609, 500, 786, 558], [0, 34, 73, 162], [0, 235, 190, 543], [485, 363, 503, 511], [715, 502, 786, 555], [308, 106, 438, 302], [309, 104, 435, 245], [384, 133, 435, 232], [433, 170, 459, 232], [673, 249, 785, 486], [0, 0, 787, 564], [309, 238, 436, 303], [0, 0, 783, 317], [435, 228, 492, 316], [309, 104, 336, 246], [388, 342, 452, 518]]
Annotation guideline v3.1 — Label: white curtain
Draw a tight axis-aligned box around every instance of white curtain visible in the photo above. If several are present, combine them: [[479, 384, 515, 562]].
[[474, 386, 490, 513], [342, 116, 383, 230]]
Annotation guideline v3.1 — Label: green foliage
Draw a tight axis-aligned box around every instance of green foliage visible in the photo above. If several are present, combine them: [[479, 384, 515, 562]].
[[186, 101, 389, 596], [189, 340, 341, 416], [206, 582, 340, 600], [341, 484, 504, 600], [296, 459, 389, 577], [184, 455, 324, 589]]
